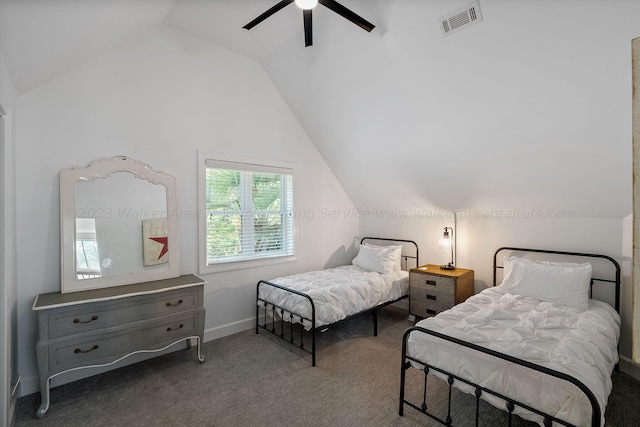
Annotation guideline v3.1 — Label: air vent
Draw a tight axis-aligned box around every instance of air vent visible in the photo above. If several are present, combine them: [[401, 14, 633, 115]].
[[439, 1, 483, 37]]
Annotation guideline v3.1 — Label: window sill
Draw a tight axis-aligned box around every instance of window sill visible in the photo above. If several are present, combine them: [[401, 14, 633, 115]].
[[199, 255, 297, 274]]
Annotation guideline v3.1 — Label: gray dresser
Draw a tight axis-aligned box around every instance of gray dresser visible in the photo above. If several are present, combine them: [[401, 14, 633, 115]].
[[32, 274, 206, 418]]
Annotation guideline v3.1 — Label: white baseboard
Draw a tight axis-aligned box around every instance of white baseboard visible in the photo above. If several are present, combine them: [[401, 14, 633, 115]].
[[203, 317, 255, 342], [20, 376, 40, 398], [9, 377, 19, 426], [202, 300, 411, 342], [619, 355, 640, 382]]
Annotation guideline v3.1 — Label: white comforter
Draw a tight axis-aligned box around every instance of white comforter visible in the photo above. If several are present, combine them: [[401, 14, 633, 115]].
[[408, 287, 620, 426], [258, 265, 408, 330]]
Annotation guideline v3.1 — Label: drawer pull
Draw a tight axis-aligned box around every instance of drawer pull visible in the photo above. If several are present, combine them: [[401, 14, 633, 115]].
[[167, 323, 184, 332], [426, 280, 437, 286], [426, 309, 437, 315], [426, 294, 436, 301], [73, 315, 98, 324], [166, 299, 184, 307], [74, 344, 99, 354]]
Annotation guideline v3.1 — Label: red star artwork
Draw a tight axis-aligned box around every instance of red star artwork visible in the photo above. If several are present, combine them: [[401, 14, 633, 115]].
[[149, 237, 169, 260]]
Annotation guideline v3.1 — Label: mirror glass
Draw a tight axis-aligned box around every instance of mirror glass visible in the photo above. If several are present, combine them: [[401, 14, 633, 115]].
[[61, 156, 180, 293]]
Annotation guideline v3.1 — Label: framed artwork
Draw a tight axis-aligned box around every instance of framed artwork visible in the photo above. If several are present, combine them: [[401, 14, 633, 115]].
[[143, 218, 169, 266]]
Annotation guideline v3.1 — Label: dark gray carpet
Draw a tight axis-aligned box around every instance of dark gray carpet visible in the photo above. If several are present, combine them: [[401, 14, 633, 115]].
[[15, 307, 640, 426]]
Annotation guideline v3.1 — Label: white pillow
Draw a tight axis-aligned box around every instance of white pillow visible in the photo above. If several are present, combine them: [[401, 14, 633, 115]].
[[362, 243, 403, 271], [352, 244, 402, 274], [498, 256, 592, 309]]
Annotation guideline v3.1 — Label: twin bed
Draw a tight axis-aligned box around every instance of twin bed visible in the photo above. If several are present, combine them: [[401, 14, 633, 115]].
[[256, 241, 621, 426], [256, 237, 419, 366], [400, 247, 621, 427]]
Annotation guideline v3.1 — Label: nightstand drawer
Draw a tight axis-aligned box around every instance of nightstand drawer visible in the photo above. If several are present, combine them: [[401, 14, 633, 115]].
[[410, 274, 455, 294], [410, 300, 451, 318], [409, 286, 454, 310], [409, 265, 474, 319]]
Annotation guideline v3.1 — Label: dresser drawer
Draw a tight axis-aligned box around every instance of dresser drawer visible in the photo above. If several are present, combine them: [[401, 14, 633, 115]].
[[43, 309, 204, 374], [44, 287, 202, 339]]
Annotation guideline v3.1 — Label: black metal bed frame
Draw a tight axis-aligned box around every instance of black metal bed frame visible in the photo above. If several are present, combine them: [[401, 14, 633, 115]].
[[399, 247, 621, 427], [256, 237, 419, 366]]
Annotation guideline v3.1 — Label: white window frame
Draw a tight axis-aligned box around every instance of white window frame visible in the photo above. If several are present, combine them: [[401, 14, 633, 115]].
[[198, 151, 296, 274]]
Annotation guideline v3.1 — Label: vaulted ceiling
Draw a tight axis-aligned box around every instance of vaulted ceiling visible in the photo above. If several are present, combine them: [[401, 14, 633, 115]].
[[1, 0, 637, 218]]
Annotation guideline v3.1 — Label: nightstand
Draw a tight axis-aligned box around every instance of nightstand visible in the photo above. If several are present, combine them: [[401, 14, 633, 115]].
[[409, 265, 474, 319]]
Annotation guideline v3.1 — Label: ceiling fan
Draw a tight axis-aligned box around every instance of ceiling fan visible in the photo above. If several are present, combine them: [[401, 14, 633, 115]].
[[243, 0, 375, 47]]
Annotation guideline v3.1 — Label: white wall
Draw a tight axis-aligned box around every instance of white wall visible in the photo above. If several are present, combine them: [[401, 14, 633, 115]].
[[0, 47, 19, 425], [15, 25, 358, 396], [261, 0, 637, 218]]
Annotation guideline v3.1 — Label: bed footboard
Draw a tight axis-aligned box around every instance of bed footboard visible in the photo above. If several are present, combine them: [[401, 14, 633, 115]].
[[256, 280, 317, 366], [399, 326, 601, 427]]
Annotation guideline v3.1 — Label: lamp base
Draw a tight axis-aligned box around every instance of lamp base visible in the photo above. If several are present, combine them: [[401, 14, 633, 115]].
[[440, 264, 456, 270]]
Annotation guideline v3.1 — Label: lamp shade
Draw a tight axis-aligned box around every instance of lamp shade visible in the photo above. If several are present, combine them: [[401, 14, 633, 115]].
[[439, 227, 455, 269], [439, 236, 452, 249], [439, 228, 451, 248]]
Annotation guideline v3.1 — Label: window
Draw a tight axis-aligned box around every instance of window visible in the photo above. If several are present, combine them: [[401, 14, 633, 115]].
[[199, 153, 295, 272], [75, 218, 101, 279]]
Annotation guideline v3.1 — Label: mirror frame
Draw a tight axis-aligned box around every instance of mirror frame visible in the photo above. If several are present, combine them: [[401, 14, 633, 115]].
[[60, 156, 180, 293]]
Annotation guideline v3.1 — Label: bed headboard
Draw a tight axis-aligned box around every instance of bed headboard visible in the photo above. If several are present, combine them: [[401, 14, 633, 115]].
[[493, 247, 621, 313], [360, 237, 419, 271]]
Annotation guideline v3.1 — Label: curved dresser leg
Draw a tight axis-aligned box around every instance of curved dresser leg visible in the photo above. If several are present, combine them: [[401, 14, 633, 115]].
[[196, 337, 205, 364], [35, 340, 51, 418], [36, 376, 50, 419]]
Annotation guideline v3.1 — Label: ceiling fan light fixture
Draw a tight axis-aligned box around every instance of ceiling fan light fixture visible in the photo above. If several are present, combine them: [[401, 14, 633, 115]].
[[243, 0, 375, 47], [295, 0, 318, 10]]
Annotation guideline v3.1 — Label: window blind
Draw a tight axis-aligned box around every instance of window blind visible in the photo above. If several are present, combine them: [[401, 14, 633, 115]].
[[204, 159, 294, 265]]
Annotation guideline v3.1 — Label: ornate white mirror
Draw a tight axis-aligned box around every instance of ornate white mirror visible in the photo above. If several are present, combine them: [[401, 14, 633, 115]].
[[60, 156, 180, 293]]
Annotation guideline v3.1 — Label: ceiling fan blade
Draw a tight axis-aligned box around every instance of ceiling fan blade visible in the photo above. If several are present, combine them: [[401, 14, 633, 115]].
[[303, 9, 313, 47], [318, 0, 375, 32], [243, 0, 294, 30]]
